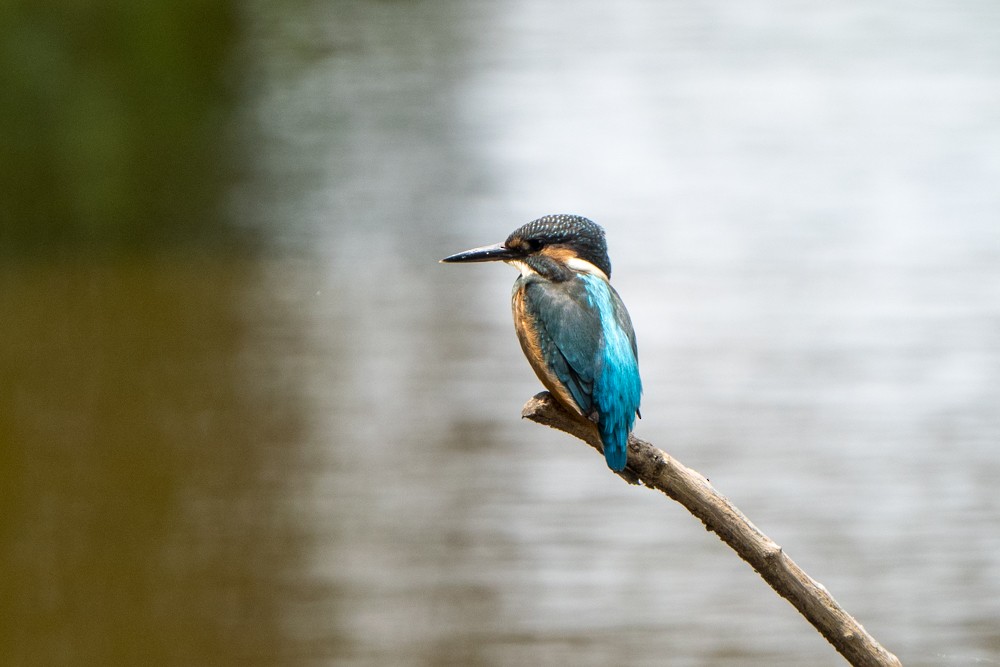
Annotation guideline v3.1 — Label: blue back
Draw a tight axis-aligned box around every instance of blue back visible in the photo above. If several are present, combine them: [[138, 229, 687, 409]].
[[581, 274, 642, 470]]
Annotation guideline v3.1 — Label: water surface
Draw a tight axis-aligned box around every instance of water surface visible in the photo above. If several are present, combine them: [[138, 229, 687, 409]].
[[3, 1, 999, 665]]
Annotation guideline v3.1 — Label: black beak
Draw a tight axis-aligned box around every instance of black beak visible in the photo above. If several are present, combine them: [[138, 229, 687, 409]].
[[440, 242, 520, 264]]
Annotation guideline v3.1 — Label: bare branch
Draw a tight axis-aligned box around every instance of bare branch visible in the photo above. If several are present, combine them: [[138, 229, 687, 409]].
[[522, 391, 902, 667]]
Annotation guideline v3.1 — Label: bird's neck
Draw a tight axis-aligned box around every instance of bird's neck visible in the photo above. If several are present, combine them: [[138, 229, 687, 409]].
[[508, 254, 609, 283]]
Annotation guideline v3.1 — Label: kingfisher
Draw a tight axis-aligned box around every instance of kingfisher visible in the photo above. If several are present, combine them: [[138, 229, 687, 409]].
[[441, 214, 642, 471]]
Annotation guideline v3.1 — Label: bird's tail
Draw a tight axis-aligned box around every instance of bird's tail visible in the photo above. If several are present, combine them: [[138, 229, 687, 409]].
[[600, 421, 628, 471]]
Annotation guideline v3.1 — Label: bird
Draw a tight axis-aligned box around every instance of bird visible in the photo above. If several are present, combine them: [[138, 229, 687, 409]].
[[441, 214, 642, 471]]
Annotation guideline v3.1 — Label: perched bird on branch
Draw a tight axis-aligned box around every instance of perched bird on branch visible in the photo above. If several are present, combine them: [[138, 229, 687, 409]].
[[442, 214, 642, 470]]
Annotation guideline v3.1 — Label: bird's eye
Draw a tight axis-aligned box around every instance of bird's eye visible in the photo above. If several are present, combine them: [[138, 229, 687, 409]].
[[526, 239, 543, 251]]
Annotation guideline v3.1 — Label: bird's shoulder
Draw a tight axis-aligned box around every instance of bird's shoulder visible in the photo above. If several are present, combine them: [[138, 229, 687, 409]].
[[516, 273, 598, 322], [516, 274, 603, 364]]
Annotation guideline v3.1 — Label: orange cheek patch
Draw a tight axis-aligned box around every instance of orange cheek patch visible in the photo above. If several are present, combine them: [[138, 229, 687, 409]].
[[540, 246, 576, 263]]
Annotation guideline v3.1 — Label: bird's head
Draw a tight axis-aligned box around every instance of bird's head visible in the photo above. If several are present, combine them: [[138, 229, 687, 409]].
[[440, 214, 612, 281]]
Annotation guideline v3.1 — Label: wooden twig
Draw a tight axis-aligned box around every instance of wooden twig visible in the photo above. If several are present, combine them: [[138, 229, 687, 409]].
[[521, 391, 902, 667]]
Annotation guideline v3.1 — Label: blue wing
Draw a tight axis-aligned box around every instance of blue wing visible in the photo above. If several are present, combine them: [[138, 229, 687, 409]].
[[513, 273, 641, 470], [516, 276, 602, 418]]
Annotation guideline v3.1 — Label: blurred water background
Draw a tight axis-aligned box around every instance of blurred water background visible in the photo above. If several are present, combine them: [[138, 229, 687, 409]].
[[2, 1, 999, 665]]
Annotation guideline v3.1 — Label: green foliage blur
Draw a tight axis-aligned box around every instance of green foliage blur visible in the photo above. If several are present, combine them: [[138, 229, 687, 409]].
[[0, 0, 240, 252]]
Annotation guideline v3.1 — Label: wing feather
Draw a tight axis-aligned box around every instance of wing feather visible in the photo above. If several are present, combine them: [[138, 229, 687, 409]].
[[519, 277, 602, 418]]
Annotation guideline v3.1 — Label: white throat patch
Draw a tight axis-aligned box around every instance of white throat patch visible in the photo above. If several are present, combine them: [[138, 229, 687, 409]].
[[506, 259, 536, 276], [565, 256, 609, 281]]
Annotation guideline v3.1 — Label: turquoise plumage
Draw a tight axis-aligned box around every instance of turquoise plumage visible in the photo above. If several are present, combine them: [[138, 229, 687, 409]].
[[442, 214, 642, 471]]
